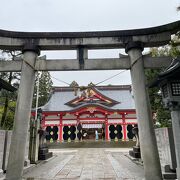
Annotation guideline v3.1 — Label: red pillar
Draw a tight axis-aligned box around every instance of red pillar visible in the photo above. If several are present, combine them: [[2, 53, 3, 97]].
[[76, 115, 79, 141], [122, 113, 127, 141], [59, 114, 63, 142], [105, 115, 109, 140]]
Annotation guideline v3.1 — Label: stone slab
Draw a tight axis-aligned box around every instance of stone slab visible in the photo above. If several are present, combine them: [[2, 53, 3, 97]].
[[163, 172, 177, 179], [155, 128, 177, 171], [0, 130, 5, 171], [47, 141, 136, 148], [3, 130, 30, 171], [4, 131, 12, 170]]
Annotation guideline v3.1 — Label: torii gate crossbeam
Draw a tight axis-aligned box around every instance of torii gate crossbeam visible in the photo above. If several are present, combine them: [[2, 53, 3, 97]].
[[0, 55, 172, 72]]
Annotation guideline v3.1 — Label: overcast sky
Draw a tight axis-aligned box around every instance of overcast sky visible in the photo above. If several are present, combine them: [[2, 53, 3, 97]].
[[0, 0, 180, 86]]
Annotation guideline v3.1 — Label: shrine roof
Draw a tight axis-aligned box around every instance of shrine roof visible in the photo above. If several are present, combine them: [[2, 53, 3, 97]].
[[40, 85, 135, 112], [149, 57, 180, 87]]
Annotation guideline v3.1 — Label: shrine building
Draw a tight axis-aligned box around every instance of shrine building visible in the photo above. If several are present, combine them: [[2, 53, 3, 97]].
[[34, 85, 137, 142]]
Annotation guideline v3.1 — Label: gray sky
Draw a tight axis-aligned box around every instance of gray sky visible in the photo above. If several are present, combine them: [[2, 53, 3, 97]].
[[0, 0, 180, 86]]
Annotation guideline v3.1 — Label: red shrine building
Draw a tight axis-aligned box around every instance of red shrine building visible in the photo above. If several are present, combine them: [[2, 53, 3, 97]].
[[36, 85, 137, 142]]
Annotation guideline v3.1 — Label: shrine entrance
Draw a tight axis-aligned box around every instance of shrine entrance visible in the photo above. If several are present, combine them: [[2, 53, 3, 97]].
[[82, 123, 105, 140]]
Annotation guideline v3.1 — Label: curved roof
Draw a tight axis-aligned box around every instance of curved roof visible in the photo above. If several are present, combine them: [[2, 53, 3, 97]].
[[40, 85, 135, 112], [159, 57, 180, 78], [149, 57, 180, 87]]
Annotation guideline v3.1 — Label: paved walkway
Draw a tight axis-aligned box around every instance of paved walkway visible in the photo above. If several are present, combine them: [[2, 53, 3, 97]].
[[23, 148, 144, 180]]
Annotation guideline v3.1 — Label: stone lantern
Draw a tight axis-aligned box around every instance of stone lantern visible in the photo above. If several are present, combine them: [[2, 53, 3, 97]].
[[150, 57, 180, 179], [155, 59, 180, 110]]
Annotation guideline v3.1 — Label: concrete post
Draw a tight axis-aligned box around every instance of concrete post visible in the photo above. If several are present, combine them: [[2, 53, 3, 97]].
[[171, 110, 180, 179], [126, 42, 162, 180], [29, 117, 39, 164], [6, 49, 39, 180], [77, 47, 88, 70]]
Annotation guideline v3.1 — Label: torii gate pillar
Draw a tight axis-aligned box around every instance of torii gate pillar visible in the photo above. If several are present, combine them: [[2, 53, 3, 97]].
[[6, 46, 39, 180], [126, 42, 162, 180]]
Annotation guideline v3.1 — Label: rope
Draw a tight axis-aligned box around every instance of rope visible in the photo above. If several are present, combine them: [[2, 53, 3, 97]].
[[95, 70, 127, 85], [50, 70, 127, 87], [50, 75, 71, 86], [130, 55, 142, 69]]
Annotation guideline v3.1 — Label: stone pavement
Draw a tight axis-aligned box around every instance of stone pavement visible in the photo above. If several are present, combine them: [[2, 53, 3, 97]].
[[23, 148, 144, 180]]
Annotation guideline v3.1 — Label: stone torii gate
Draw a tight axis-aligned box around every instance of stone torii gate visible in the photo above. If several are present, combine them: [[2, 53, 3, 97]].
[[0, 21, 179, 180]]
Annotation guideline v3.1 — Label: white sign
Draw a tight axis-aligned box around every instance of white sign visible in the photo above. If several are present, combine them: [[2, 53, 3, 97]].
[[82, 124, 102, 129]]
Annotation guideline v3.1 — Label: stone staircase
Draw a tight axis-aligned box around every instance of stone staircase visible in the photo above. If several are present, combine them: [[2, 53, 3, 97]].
[[47, 140, 136, 149]]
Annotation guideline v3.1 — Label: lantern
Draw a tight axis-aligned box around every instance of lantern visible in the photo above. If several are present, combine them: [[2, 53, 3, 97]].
[[150, 58, 180, 110]]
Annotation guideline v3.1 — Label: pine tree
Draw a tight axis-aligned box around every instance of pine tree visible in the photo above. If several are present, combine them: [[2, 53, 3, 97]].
[[32, 71, 53, 108]]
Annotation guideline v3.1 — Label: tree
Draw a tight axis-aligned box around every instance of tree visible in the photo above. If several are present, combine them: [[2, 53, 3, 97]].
[[146, 35, 180, 127], [0, 51, 53, 129], [32, 71, 53, 108], [0, 50, 20, 129]]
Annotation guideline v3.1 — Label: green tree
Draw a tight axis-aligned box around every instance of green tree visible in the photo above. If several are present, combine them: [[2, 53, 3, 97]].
[[0, 50, 20, 129], [146, 35, 180, 127], [32, 71, 53, 108]]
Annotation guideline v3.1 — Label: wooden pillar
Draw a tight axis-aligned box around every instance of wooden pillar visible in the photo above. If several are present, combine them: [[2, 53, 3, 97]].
[[122, 113, 127, 141], [105, 115, 109, 140], [59, 114, 63, 142], [76, 115, 80, 141]]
